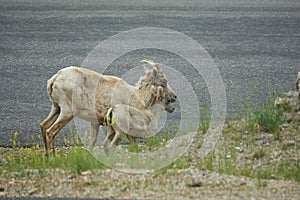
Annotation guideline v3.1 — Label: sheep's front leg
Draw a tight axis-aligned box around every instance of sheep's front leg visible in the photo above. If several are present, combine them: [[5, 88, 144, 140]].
[[126, 135, 136, 143], [109, 130, 121, 147], [89, 122, 99, 151], [103, 126, 115, 151]]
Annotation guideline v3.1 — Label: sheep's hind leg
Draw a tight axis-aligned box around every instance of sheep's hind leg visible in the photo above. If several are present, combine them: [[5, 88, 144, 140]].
[[40, 104, 60, 156], [46, 111, 73, 155]]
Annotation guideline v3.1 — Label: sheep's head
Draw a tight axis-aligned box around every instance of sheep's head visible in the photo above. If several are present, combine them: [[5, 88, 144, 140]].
[[155, 86, 175, 113], [139, 59, 176, 113]]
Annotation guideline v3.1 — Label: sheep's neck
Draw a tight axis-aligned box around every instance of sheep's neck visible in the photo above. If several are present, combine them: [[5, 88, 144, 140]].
[[136, 85, 155, 109]]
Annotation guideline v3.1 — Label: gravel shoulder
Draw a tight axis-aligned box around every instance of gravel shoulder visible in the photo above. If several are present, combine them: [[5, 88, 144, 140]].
[[1, 126, 300, 200], [1, 158, 299, 199]]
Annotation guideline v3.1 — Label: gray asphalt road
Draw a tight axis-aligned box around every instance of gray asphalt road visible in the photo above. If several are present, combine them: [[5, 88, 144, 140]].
[[0, 0, 299, 146]]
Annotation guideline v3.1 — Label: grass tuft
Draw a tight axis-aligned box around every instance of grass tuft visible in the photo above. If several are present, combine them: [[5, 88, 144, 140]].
[[251, 106, 286, 138], [2, 132, 106, 174]]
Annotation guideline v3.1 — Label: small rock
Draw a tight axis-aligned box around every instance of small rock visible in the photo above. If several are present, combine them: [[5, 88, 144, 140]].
[[186, 179, 203, 187], [0, 187, 4, 192], [288, 140, 295, 146], [255, 135, 265, 140], [240, 182, 247, 186], [80, 170, 92, 176], [28, 188, 38, 195], [281, 123, 289, 128], [235, 146, 244, 153], [296, 71, 300, 91], [270, 174, 277, 179], [68, 174, 77, 179]]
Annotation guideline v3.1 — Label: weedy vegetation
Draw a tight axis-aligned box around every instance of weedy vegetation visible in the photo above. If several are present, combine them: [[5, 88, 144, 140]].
[[2, 130, 106, 175], [192, 93, 300, 184], [0, 92, 299, 185]]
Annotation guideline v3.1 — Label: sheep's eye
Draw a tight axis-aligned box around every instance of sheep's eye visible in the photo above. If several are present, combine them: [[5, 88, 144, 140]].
[[166, 97, 171, 104]]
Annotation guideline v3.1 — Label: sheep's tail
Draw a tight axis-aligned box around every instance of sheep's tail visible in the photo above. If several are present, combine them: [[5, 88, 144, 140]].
[[46, 70, 62, 108], [47, 71, 60, 97]]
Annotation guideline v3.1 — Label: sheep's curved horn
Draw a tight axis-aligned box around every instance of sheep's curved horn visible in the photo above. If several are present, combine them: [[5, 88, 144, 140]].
[[140, 59, 161, 71], [140, 59, 156, 66]]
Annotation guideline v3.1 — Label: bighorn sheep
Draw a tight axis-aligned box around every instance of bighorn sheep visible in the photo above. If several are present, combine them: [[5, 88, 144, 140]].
[[40, 59, 176, 155], [103, 85, 175, 150]]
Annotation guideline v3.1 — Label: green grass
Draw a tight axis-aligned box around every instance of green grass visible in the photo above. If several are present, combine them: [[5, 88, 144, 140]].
[[251, 106, 286, 136], [4, 146, 106, 173], [199, 106, 210, 133], [2, 131, 106, 174], [251, 90, 287, 136], [277, 160, 300, 181], [196, 152, 300, 183], [127, 142, 142, 153]]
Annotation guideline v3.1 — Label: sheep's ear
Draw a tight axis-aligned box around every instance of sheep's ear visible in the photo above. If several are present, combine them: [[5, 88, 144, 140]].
[[144, 66, 150, 74], [154, 63, 161, 72], [153, 68, 158, 79]]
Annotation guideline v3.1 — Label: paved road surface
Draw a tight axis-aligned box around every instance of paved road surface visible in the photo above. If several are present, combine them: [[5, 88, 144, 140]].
[[0, 0, 299, 146]]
